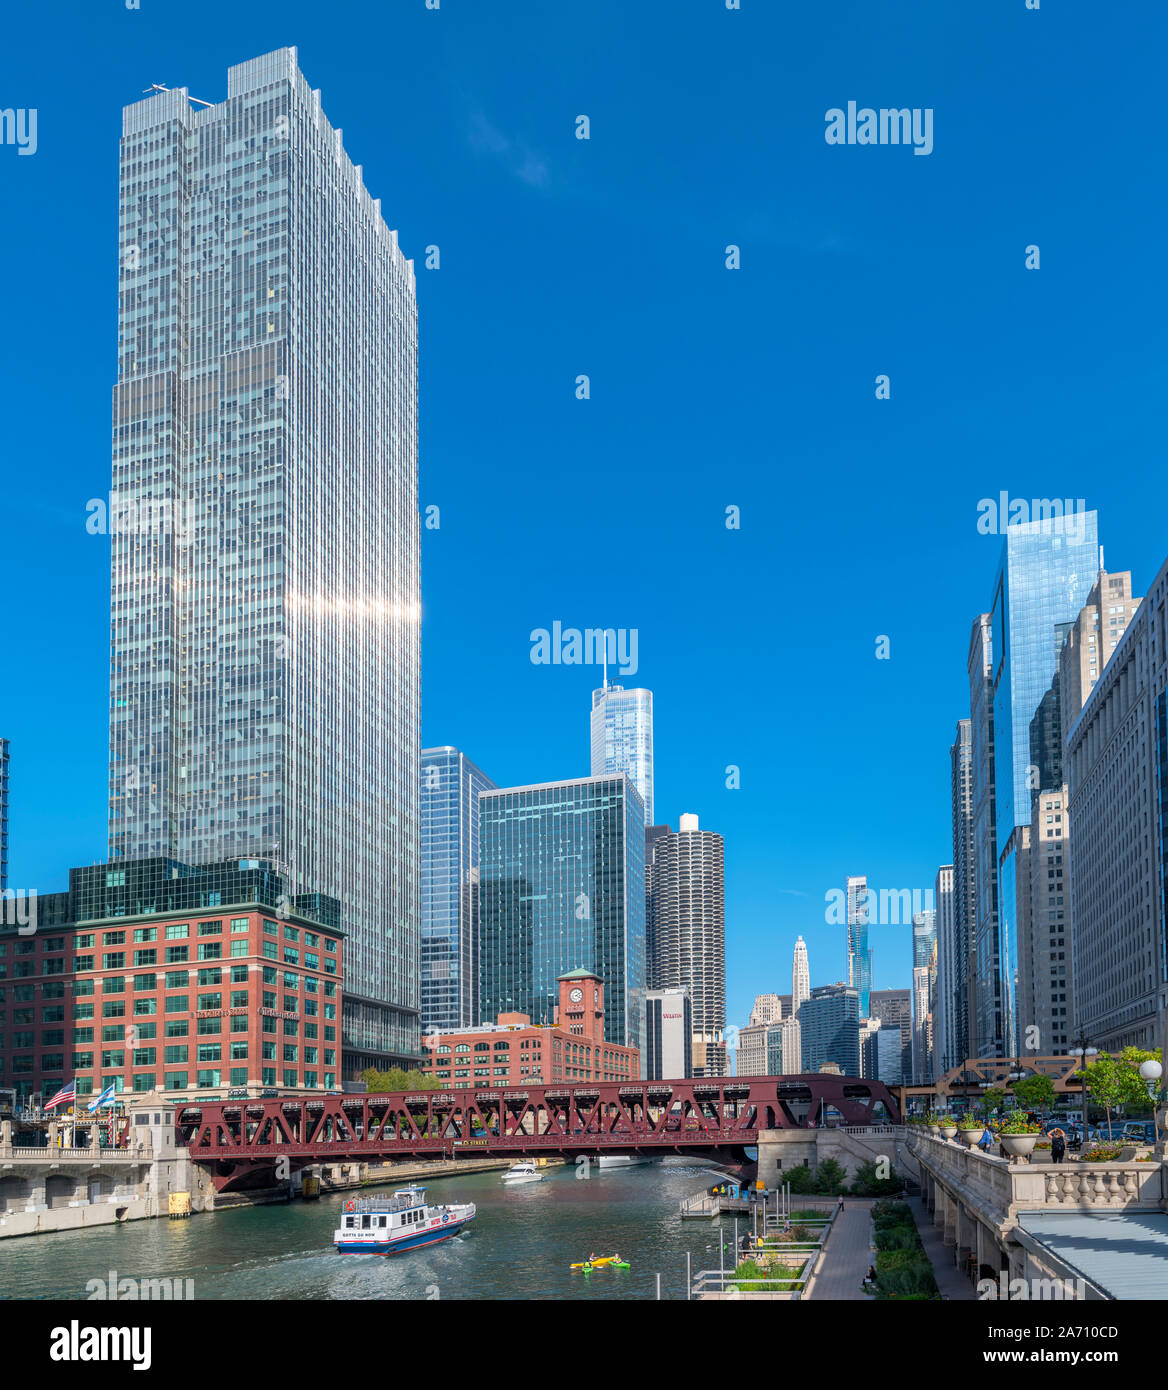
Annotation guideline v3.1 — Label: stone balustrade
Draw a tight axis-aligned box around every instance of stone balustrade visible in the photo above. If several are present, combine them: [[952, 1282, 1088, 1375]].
[[909, 1132, 1165, 1230]]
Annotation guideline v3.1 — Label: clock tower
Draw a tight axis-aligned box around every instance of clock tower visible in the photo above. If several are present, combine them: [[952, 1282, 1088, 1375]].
[[557, 969, 605, 1043]]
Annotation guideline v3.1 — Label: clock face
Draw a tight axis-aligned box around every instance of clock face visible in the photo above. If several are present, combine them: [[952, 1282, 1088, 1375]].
[[569, 987, 583, 1003]]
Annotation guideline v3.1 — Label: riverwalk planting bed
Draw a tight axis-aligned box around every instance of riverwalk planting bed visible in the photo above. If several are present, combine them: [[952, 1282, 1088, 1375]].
[[726, 1256, 808, 1293], [871, 1200, 939, 1301]]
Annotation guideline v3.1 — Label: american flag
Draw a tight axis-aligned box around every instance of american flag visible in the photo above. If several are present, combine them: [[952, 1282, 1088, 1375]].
[[44, 1080, 76, 1112]]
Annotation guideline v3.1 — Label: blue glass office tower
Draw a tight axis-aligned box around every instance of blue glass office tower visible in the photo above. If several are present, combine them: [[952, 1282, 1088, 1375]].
[[799, 983, 860, 1075], [990, 511, 1099, 1055], [0, 737, 8, 892], [480, 775, 646, 1052], [107, 51, 421, 1072], [420, 748, 497, 1033]]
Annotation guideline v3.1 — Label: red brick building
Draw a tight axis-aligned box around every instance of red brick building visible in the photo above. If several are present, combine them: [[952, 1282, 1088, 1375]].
[[422, 970, 640, 1088], [0, 859, 344, 1108]]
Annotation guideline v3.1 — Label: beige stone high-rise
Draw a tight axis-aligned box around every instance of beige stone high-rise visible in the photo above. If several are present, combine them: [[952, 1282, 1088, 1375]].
[[1066, 557, 1166, 1052]]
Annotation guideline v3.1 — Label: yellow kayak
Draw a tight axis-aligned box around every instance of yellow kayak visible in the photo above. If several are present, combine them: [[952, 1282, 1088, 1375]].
[[570, 1255, 619, 1270]]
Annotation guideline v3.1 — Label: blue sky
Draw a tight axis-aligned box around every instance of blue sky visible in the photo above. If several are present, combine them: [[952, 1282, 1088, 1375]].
[[2, 0, 1166, 1034]]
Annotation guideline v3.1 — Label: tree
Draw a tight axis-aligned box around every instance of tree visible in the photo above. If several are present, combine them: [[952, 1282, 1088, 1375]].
[[361, 1066, 442, 1094], [850, 1159, 902, 1197], [980, 1086, 1007, 1119], [1080, 1053, 1157, 1139], [813, 1158, 849, 1195], [1012, 1073, 1056, 1117]]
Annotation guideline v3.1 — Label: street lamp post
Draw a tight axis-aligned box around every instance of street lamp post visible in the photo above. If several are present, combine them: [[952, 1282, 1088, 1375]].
[[1138, 1059, 1163, 1147], [1069, 1033, 1098, 1133]]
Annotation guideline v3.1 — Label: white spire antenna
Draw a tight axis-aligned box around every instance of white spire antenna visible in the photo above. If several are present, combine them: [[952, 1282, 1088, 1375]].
[[603, 630, 609, 691]]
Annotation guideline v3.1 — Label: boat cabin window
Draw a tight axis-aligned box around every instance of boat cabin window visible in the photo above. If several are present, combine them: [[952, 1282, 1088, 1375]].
[[361, 1214, 371, 1229]]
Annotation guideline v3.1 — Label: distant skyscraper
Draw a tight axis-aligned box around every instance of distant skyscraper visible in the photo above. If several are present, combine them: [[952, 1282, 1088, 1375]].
[[590, 681, 653, 824], [869, 987, 912, 1084], [790, 935, 810, 1069], [949, 718, 975, 1064], [792, 936, 810, 1013], [646, 986, 692, 1078], [644, 822, 671, 989], [648, 813, 726, 1075], [737, 1022, 768, 1076], [934, 865, 955, 1074], [106, 50, 421, 1072], [0, 737, 8, 892], [800, 983, 860, 1075], [846, 874, 873, 1016], [876, 1026, 905, 1086], [1067, 553, 1168, 1054], [912, 910, 938, 1083], [1020, 784, 1071, 1054], [1058, 566, 1141, 728], [420, 748, 497, 1032], [968, 612, 998, 1057], [479, 775, 646, 1051], [750, 993, 783, 1026], [990, 511, 1099, 1056]]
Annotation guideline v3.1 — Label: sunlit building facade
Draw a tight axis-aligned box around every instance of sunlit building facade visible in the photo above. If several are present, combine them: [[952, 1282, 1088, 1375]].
[[479, 776, 646, 1052], [106, 49, 420, 1071], [590, 684, 654, 824], [420, 748, 496, 1033], [990, 513, 1099, 1057]]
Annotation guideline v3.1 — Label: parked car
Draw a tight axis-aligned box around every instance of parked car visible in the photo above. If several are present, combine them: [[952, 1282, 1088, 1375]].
[[1121, 1121, 1156, 1144]]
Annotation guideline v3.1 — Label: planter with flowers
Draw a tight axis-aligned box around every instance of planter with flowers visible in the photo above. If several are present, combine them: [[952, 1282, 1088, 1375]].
[[956, 1113, 985, 1148], [997, 1111, 1042, 1159]]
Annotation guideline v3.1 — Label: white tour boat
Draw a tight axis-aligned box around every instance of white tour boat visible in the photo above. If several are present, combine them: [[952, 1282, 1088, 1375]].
[[333, 1187, 475, 1255]]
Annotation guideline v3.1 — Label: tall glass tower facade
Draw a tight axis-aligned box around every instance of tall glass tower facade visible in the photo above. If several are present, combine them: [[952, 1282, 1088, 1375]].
[[845, 874, 872, 1016], [990, 513, 1098, 1056], [799, 984, 860, 1075], [420, 748, 496, 1034], [106, 50, 421, 1070], [479, 776, 646, 1052], [590, 684, 654, 824], [0, 737, 8, 892]]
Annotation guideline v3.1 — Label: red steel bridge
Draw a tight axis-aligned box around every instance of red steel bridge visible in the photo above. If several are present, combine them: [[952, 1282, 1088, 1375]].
[[177, 1075, 901, 1191]]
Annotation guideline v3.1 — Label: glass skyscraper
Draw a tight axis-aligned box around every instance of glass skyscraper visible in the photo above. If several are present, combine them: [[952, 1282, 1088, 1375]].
[[990, 512, 1099, 1055], [846, 874, 872, 1016], [479, 775, 646, 1053], [799, 983, 860, 1075], [590, 683, 654, 824], [420, 748, 496, 1034], [106, 50, 421, 1070], [0, 737, 8, 892]]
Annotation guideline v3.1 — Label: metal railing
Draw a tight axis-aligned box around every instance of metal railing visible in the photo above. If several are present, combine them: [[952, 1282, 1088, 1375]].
[[692, 1250, 817, 1298]]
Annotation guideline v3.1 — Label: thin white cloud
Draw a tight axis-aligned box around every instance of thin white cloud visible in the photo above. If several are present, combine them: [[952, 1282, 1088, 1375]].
[[468, 110, 549, 189]]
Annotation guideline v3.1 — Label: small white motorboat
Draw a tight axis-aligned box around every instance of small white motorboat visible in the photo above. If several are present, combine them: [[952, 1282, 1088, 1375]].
[[502, 1161, 543, 1184]]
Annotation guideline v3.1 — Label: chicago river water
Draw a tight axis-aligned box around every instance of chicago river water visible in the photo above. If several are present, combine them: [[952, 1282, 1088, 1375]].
[[1, 1162, 742, 1300]]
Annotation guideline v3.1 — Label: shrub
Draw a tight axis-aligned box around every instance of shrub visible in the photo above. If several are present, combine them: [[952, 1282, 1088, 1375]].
[[728, 1258, 804, 1293], [850, 1159, 903, 1197]]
